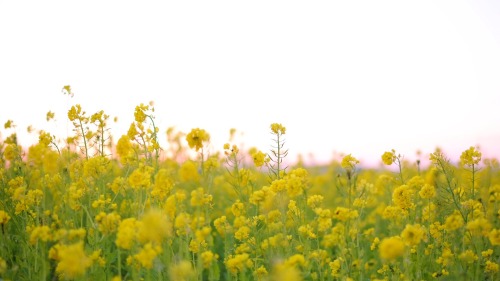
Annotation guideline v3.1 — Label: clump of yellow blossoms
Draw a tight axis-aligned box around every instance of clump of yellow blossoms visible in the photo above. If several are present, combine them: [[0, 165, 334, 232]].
[[54, 242, 92, 279], [379, 236, 405, 260], [381, 149, 396, 165], [460, 146, 481, 166], [186, 128, 210, 151], [270, 123, 286, 135]]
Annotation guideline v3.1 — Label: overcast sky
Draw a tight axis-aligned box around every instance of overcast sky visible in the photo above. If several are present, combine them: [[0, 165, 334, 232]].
[[1, 0, 499, 167]]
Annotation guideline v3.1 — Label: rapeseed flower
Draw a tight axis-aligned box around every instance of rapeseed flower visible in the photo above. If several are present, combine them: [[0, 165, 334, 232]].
[[379, 236, 405, 260], [460, 146, 481, 166], [186, 128, 210, 151], [55, 242, 92, 279]]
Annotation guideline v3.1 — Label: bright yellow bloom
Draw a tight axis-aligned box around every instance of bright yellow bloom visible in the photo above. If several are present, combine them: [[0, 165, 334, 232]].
[[95, 212, 121, 235], [186, 128, 210, 151], [271, 262, 301, 281], [29, 225, 51, 244], [174, 212, 191, 236], [270, 123, 286, 135], [178, 160, 200, 182], [137, 209, 172, 244], [128, 164, 154, 190], [381, 149, 396, 165], [231, 200, 245, 217], [254, 265, 268, 280], [437, 247, 454, 266], [419, 184, 436, 199], [0, 210, 10, 225], [444, 210, 464, 231], [55, 242, 92, 280], [4, 120, 14, 129], [169, 260, 195, 281], [225, 253, 250, 275], [485, 260, 499, 273], [488, 229, 500, 245], [379, 236, 405, 260], [285, 254, 307, 268], [460, 146, 481, 166], [252, 150, 268, 167], [341, 154, 359, 170], [401, 224, 425, 246], [392, 185, 414, 210], [307, 195, 324, 209], [200, 250, 217, 268], [116, 218, 138, 249], [482, 249, 494, 258], [46, 111, 55, 121], [466, 217, 492, 236], [234, 226, 251, 241], [459, 250, 478, 264], [133, 243, 162, 269], [333, 207, 358, 221], [134, 103, 149, 123]]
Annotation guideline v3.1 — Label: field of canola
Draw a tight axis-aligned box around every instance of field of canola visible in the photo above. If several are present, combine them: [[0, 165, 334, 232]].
[[0, 99, 499, 281]]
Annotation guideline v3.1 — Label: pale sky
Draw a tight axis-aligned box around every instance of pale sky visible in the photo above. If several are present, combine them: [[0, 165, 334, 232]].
[[1, 0, 499, 167]]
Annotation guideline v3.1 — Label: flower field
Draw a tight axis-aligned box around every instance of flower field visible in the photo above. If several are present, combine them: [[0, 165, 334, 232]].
[[0, 98, 499, 281]]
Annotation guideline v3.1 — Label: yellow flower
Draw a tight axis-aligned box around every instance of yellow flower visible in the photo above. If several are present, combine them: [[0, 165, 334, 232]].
[[95, 212, 121, 235], [128, 164, 154, 190], [133, 243, 162, 269], [381, 149, 396, 165], [459, 250, 478, 264], [466, 217, 492, 236], [485, 260, 499, 273], [482, 249, 494, 258], [341, 154, 359, 170], [137, 209, 172, 244], [329, 258, 342, 277], [55, 242, 92, 279], [29, 225, 51, 244], [379, 236, 405, 260], [401, 224, 425, 246], [231, 200, 245, 217], [67, 104, 83, 121], [151, 169, 175, 200], [134, 103, 149, 123], [285, 254, 307, 268], [392, 185, 414, 210], [178, 160, 200, 182], [0, 210, 11, 225], [169, 260, 195, 281], [333, 207, 358, 222], [252, 150, 268, 167], [488, 229, 500, 245], [270, 123, 286, 135], [444, 210, 464, 231], [254, 265, 268, 279], [186, 128, 210, 151], [225, 254, 250, 275], [200, 250, 217, 268], [307, 195, 324, 209], [46, 111, 55, 121], [4, 119, 14, 129], [460, 146, 481, 166], [419, 184, 436, 199], [234, 226, 251, 241], [271, 262, 301, 281], [116, 218, 138, 249]]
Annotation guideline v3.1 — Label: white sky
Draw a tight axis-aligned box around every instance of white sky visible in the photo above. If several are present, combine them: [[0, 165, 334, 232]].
[[1, 0, 499, 167]]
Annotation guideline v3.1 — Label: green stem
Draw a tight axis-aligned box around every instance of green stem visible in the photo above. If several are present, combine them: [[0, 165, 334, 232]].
[[78, 118, 89, 160]]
